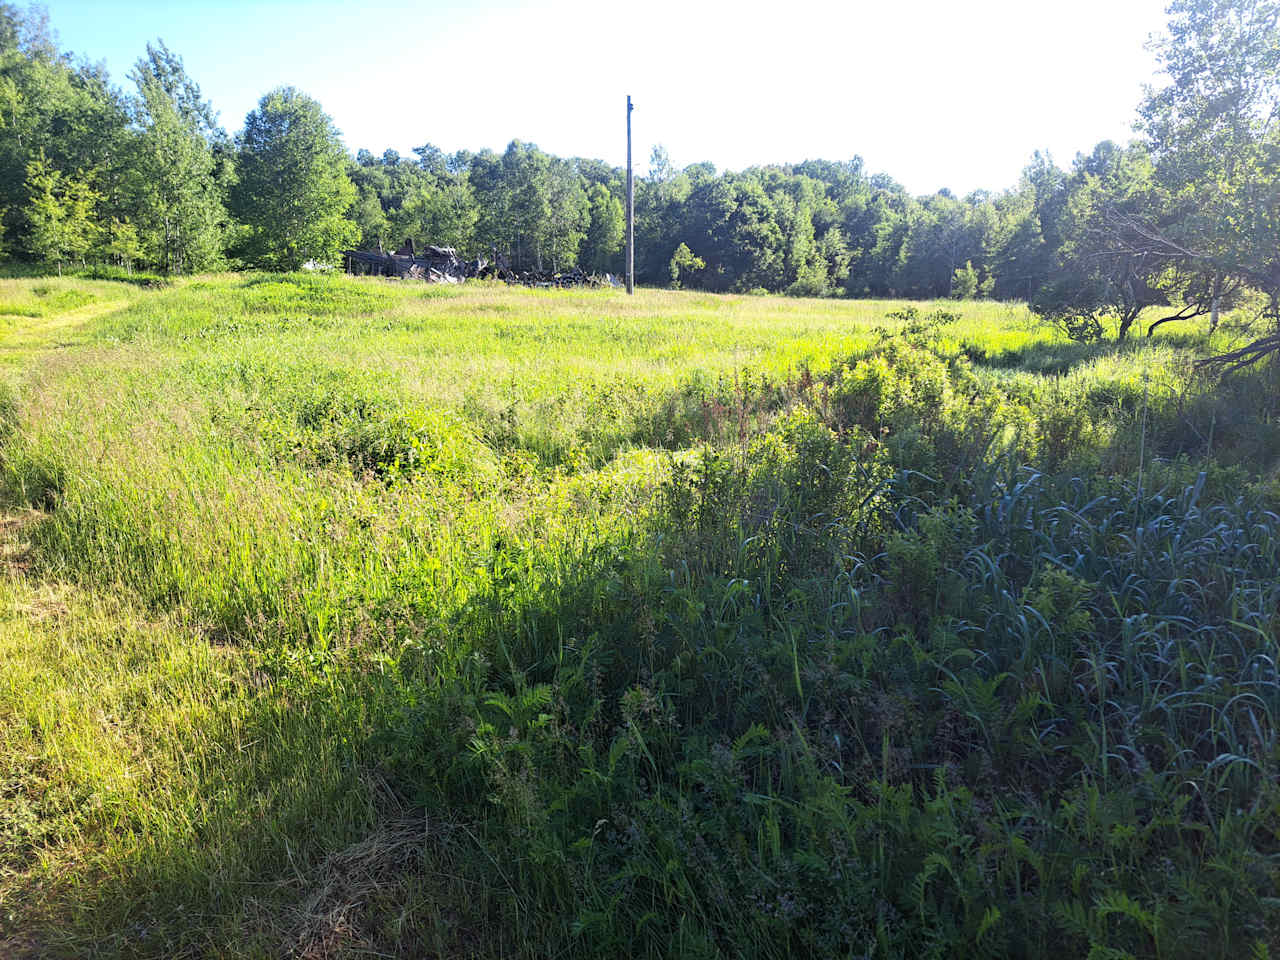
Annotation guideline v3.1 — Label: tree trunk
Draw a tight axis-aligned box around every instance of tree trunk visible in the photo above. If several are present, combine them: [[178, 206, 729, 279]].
[[1117, 308, 1138, 343], [1210, 273, 1222, 331]]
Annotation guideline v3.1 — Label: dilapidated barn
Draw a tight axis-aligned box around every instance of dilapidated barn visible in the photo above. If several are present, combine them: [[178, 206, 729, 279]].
[[341, 240, 484, 282]]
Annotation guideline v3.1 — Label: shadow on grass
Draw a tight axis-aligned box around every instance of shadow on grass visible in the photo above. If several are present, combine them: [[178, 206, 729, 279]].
[[965, 338, 1109, 374], [0, 263, 167, 287], [4, 652, 521, 960], [966, 328, 1212, 376]]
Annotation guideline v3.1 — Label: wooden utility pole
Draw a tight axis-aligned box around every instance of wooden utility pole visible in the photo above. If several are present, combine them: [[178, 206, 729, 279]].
[[626, 94, 634, 295]]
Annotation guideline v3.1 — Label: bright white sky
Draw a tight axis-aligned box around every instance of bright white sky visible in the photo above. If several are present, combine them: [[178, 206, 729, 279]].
[[47, 0, 1171, 195]]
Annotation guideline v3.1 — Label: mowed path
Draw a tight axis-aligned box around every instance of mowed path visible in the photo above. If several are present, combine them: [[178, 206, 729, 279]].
[[0, 300, 126, 613], [0, 294, 146, 960], [0, 297, 127, 371]]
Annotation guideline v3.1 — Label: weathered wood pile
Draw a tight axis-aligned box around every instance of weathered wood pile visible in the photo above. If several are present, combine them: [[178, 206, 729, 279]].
[[342, 239, 486, 282], [342, 239, 617, 288], [494, 265, 619, 288]]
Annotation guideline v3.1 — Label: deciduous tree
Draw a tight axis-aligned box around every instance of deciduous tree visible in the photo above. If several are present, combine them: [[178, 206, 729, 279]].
[[128, 50, 225, 273], [1141, 0, 1280, 330], [581, 182, 623, 274], [24, 152, 99, 272], [231, 87, 357, 269]]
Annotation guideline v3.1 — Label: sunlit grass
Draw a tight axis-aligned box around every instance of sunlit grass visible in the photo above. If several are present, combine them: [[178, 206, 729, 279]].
[[1, 273, 1276, 958]]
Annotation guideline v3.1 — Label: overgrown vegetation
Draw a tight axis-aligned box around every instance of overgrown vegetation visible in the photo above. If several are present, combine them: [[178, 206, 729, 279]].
[[1, 274, 1277, 958]]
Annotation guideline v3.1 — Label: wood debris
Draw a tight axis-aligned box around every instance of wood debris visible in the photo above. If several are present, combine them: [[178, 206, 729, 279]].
[[342, 239, 618, 288]]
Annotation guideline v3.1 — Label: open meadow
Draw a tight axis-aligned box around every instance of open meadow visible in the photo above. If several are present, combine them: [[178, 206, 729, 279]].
[[1, 273, 1278, 958]]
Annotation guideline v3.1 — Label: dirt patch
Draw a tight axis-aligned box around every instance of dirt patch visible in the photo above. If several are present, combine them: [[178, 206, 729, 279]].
[[0, 509, 41, 575], [0, 510, 71, 619], [10, 584, 70, 621]]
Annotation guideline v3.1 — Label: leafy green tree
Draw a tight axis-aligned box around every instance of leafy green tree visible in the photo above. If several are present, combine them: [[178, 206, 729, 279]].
[[668, 242, 704, 288], [23, 151, 64, 269], [761, 172, 833, 295], [469, 142, 552, 269], [1031, 144, 1181, 342], [24, 152, 99, 272], [1140, 0, 1280, 329], [104, 217, 141, 272], [467, 142, 588, 271], [1029, 3, 1280, 347], [231, 86, 357, 269], [411, 142, 448, 177], [503, 142, 551, 270], [543, 158, 588, 271], [990, 153, 1068, 301], [684, 173, 786, 292], [391, 174, 478, 252], [131, 40, 219, 141], [58, 172, 97, 267], [0, 4, 127, 259], [892, 190, 996, 298], [817, 225, 852, 292], [842, 181, 915, 296], [467, 148, 508, 259], [951, 260, 979, 299], [581, 182, 623, 274], [634, 146, 691, 284], [350, 186, 389, 249], [128, 54, 225, 273]]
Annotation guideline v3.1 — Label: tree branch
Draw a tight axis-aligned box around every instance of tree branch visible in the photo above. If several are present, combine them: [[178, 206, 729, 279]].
[[1196, 333, 1280, 373]]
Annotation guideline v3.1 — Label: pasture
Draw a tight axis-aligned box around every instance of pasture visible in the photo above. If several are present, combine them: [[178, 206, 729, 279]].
[[1, 273, 1277, 958]]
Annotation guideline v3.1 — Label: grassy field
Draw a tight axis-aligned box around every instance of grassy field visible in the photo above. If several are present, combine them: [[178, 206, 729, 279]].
[[1, 273, 1278, 958]]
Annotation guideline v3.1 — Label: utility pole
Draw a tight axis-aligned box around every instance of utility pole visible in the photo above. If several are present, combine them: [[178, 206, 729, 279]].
[[626, 94, 634, 295]]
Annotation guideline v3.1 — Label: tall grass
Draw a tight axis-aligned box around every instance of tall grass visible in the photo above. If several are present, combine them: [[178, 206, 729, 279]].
[[1, 273, 1276, 958]]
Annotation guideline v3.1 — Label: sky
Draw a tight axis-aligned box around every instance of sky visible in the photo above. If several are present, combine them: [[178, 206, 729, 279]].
[[44, 0, 1172, 196]]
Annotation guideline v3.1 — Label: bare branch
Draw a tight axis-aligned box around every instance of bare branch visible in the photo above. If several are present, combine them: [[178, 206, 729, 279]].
[[1197, 333, 1280, 373]]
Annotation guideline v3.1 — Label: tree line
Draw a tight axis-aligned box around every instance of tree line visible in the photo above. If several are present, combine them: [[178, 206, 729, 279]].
[[4, 1, 1279, 343]]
